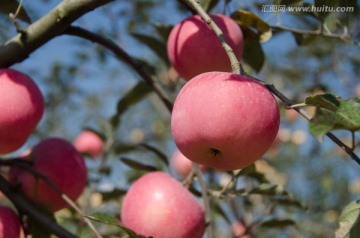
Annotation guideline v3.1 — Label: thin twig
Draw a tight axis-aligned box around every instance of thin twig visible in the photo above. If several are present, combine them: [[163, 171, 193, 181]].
[[0, 159, 103, 238], [193, 163, 214, 238], [64, 26, 173, 112], [0, 174, 78, 238], [262, 82, 360, 165], [270, 24, 351, 42]]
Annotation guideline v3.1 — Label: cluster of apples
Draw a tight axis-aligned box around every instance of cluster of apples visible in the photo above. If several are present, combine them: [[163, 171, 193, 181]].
[[0, 69, 88, 236], [120, 13, 280, 238]]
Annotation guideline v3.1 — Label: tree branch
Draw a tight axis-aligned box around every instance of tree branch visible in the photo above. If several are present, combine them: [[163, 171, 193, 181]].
[[64, 26, 173, 112], [0, 0, 113, 68], [270, 24, 351, 42], [0, 174, 78, 238], [0, 159, 103, 238]]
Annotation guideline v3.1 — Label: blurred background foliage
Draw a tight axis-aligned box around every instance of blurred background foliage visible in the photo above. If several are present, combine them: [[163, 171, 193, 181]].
[[1, 0, 360, 237]]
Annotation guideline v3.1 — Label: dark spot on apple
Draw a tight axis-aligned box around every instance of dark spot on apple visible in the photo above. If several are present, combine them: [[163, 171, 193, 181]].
[[210, 148, 221, 157]]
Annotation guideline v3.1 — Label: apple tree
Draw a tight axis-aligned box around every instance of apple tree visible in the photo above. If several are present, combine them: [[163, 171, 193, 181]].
[[0, 0, 359, 237]]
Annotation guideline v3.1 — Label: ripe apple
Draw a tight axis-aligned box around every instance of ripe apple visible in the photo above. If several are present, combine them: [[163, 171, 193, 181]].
[[73, 130, 104, 158], [0, 69, 44, 154], [171, 72, 280, 171], [167, 14, 243, 81], [0, 206, 21, 238], [9, 138, 87, 212], [121, 172, 206, 238], [171, 149, 206, 177]]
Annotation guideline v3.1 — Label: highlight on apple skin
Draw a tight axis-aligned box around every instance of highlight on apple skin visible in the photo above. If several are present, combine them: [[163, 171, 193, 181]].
[[121, 171, 206, 238], [0, 69, 44, 155], [167, 14, 243, 81], [0, 206, 21, 238], [171, 72, 280, 171], [73, 130, 104, 158], [9, 138, 87, 212]]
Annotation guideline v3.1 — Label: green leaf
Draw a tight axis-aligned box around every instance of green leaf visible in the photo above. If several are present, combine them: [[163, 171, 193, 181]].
[[0, 0, 31, 23], [242, 39, 265, 72], [336, 201, 360, 238], [261, 218, 296, 228], [86, 213, 147, 238], [305, 93, 341, 111], [212, 203, 232, 224], [110, 82, 152, 128], [272, 197, 306, 209], [248, 184, 288, 196], [153, 24, 173, 42], [138, 143, 169, 166], [231, 10, 272, 42], [100, 188, 128, 202], [114, 143, 168, 166], [197, 0, 220, 12], [120, 157, 158, 172], [306, 94, 360, 137], [131, 32, 169, 65]]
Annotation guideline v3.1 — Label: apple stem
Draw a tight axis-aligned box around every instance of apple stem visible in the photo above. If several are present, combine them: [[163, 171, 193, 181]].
[[184, 0, 241, 75]]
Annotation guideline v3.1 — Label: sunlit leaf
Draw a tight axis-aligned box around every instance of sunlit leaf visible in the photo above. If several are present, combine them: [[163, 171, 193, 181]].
[[120, 157, 158, 172], [336, 201, 360, 238], [87, 213, 147, 238], [231, 10, 272, 42], [0, 0, 31, 23], [110, 82, 152, 128], [306, 94, 360, 137]]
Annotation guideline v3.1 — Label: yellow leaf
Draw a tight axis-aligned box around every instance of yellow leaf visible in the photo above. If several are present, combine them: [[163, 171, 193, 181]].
[[231, 10, 272, 42]]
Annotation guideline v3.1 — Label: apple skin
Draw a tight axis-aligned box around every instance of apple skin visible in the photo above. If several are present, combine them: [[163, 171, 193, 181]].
[[171, 149, 206, 177], [73, 130, 104, 158], [232, 220, 246, 237], [167, 14, 243, 81], [9, 138, 87, 212], [0, 206, 21, 238], [0, 69, 44, 154], [171, 72, 280, 171], [121, 172, 206, 238]]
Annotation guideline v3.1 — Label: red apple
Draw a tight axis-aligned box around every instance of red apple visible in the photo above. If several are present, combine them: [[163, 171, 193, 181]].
[[171, 149, 206, 177], [232, 220, 246, 237], [167, 14, 243, 81], [0, 206, 21, 238], [0, 69, 44, 154], [121, 172, 206, 238], [9, 138, 87, 212], [171, 72, 280, 170], [73, 130, 104, 158]]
